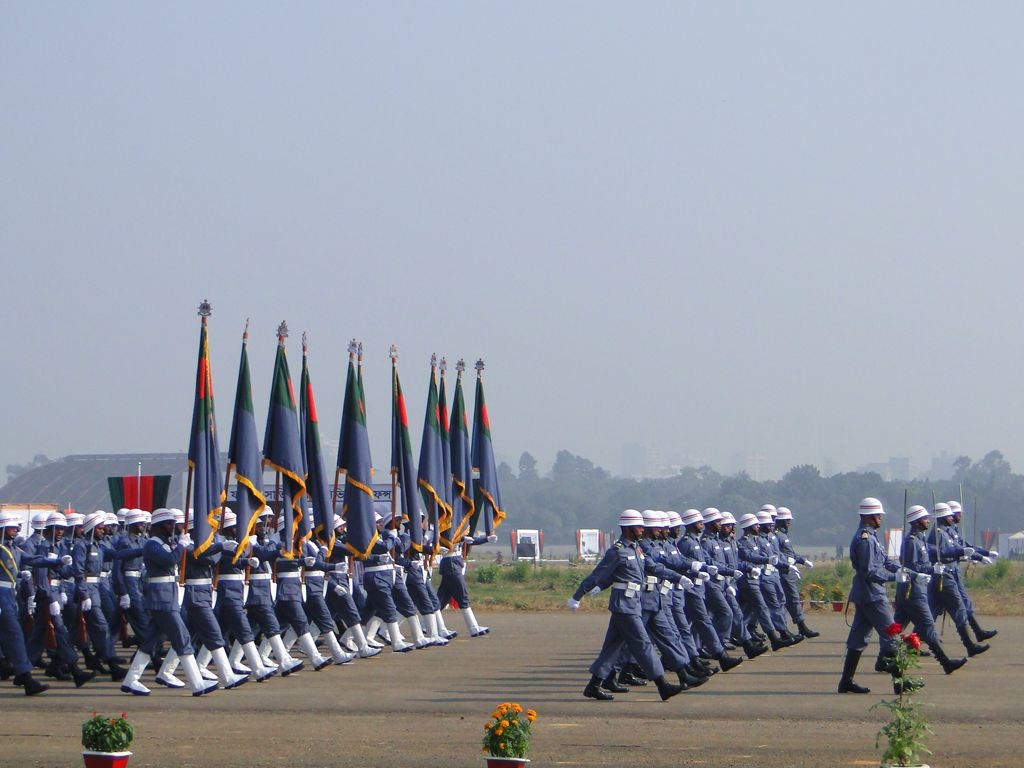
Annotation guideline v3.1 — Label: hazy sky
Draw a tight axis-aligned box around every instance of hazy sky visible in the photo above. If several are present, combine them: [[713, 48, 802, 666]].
[[4, 4, 1024, 483]]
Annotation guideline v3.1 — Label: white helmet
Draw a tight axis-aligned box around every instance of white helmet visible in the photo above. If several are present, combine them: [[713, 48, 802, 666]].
[[906, 505, 930, 524], [858, 497, 884, 516], [618, 509, 644, 527]]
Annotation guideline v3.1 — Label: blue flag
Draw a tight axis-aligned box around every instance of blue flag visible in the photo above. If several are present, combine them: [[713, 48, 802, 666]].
[[300, 341, 335, 554], [226, 326, 266, 563], [187, 314, 224, 556], [471, 362, 505, 535]]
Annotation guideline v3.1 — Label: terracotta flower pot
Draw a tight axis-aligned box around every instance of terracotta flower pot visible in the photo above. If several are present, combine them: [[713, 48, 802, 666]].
[[831, 601, 844, 612], [82, 751, 132, 768], [485, 758, 529, 768]]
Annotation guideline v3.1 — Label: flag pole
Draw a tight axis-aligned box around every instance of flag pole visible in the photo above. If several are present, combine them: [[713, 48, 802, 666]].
[[137, 461, 142, 509], [390, 345, 400, 534]]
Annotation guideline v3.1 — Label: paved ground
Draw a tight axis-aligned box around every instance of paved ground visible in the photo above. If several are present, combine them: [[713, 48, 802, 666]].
[[3, 609, 1021, 768]]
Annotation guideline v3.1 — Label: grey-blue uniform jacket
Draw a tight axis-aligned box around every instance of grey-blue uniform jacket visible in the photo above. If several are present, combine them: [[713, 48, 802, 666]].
[[573, 537, 646, 615], [142, 536, 186, 611], [848, 525, 899, 605]]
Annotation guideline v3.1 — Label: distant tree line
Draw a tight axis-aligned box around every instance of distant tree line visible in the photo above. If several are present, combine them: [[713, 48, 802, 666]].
[[497, 449, 1024, 546]]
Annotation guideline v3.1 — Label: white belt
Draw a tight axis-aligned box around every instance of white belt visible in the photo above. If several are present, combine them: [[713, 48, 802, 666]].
[[0, 581, 14, 589], [85, 576, 100, 583], [276, 572, 301, 579], [304, 570, 324, 578], [100, 571, 111, 578], [364, 565, 394, 573], [123, 570, 141, 578], [219, 574, 245, 582], [146, 576, 176, 583], [185, 578, 213, 586], [49, 578, 62, 587], [249, 573, 272, 581], [764, 565, 776, 574], [612, 581, 642, 591]]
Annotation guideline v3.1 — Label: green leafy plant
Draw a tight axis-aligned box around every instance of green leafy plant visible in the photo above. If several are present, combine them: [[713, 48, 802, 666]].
[[82, 712, 134, 753], [828, 583, 845, 602], [482, 702, 536, 759], [475, 563, 501, 584], [872, 625, 931, 766]]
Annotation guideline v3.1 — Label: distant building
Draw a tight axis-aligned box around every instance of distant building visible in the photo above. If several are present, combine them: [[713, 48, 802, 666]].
[[928, 451, 956, 480], [888, 457, 910, 482], [746, 453, 766, 482], [855, 461, 890, 479]]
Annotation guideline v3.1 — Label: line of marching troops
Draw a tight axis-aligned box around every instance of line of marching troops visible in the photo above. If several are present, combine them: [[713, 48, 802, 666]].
[[0, 502, 494, 697], [569, 499, 1001, 701]]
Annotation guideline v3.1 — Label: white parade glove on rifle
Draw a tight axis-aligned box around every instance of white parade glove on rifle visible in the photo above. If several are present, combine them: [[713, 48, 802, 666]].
[[726, 585, 737, 597], [804, 560, 815, 568], [566, 597, 581, 611], [896, 568, 911, 584], [980, 556, 993, 565], [914, 572, 931, 586], [49, 600, 61, 617], [119, 594, 131, 609], [81, 597, 93, 612]]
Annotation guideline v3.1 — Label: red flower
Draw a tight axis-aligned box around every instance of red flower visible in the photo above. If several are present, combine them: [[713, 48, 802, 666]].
[[903, 633, 921, 650], [885, 622, 902, 637]]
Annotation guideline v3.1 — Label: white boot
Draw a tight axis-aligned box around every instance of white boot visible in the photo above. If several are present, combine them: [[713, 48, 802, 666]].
[[120, 650, 152, 696], [179, 652, 219, 696], [268, 633, 304, 675], [364, 616, 386, 647], [281, 626, 298, 653], [435, 609, 457, 639], [462, 606, 489, 637], [212, 646, 250, 689], [196, 646, 218, 681], [422, 613, 448, 646], [323, 632, 355, 665], [258, 638, 278, 669], [387, 621, 414, 652], [155, 649, 185, 688], [229, 641, 251, 674], [339, 627, 360, 653], [407, 615, 432, 649], [298, 632, 333, 671], [350, 624, 381, 658], [242, 640, 278, 682]]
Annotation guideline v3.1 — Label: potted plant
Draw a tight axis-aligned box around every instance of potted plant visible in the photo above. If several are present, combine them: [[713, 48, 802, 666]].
[[807, 582, 827, 608], [829, 583, 845, 611], [872, 624, 931, 767], [482, 702, 537, 767], [81, 712, 134, 768]]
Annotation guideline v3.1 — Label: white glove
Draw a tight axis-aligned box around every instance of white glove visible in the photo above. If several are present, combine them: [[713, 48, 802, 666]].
[[933, 563, 946, 575], [768, 555, 779, 566], [119, 594, 131, 609], [222, 539, 238, 553], [589, 586, 601, 596], [750, 567, 762, 579], [696, 571, 710, 582], [81, 597, 93, 612], [787, 556, 796, 566], [45, 552, 58, 562], [963, 546, 975, 557], [438, 546, 450, 555], [461, 537, 476, 547], [248, 558, 260, 569], [705, 564, 719, 577], [896, 568, 911, 584], [566, 598, 581, 611], [791, 566, 801, 579], [319, 545, 329, 556], [49, 601, 61, 617], [178, 533, 193, 548], [804, 560, 814, 568], [726, 585, 737, 597], [333, 584, 348, 596], [678, 575, 694, 590], [733, 569, 744, 578], [689, 561, 702, 574], [990, 550, 999, 559], [304, 556, 317, 567], [980, 556, 993, 565], [487, 535, 498, 543], [61, 555, 73, 566], [19, 569, 32, 581], [914, 573, 931, 586], [248, 535, 258, 547], [59, 591, 67, 607], [334, 562, 349, 573]]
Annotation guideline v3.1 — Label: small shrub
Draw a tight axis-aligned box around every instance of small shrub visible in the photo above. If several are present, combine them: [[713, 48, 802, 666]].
[[506, 561, 533, 583], [475, 564, 500, 584]]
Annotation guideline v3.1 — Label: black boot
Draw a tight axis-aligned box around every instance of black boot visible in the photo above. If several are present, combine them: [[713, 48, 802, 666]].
[[769, 631, 794, 651], [874, 653, 898, 674], [957, 625, 990, 656], [654, 675, 684, 701], [601, 675, 629, 693], [13, 672, 49, 696], [627, 662, 649, 680], [743, 640, 769, 659], [83, 649, 108, 674], [693, 657, 719, 675], [584, 675, 614, 701], [44, 659, 71, 681], [618, 669, 648, 686], [969, 615, 998, 642], [797, 620, 820, 638], [69, 663, 96, 688], [838, 649, 870, 694], [677, 667, 708, 688], [782, 629, 804, 645], [893, 676, 923, 695], [717, 652, 744, 672], [107, 659, 128, 683], [932, 645, 967, 675]]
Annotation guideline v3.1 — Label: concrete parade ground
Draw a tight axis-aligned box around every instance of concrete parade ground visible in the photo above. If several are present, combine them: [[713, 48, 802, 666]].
[[3, 610, 1022, 768]]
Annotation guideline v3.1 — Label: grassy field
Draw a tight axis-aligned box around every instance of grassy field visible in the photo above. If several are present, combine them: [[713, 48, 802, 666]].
[[453, 556, 1024, 615]]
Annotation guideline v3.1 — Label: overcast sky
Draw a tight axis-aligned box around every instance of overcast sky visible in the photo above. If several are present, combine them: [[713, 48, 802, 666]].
[[3, 4, 1023, 484]]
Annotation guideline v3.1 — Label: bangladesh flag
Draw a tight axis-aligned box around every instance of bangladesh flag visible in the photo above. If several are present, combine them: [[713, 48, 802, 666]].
[[227, 327, 266, 561], [470, 364, 505, 535], [341, 349, 377, 559], [300, 342, 334, 553], [446, 363, 475, 546], [108, 474, 171, 512], [187, 317, 225, 556], [391, 360, 422, 551]]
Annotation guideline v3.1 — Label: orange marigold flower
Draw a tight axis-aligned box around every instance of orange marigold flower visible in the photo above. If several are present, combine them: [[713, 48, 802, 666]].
[[512, 703, 523, 713], [501, 720, 509, 728], [499, 743, 505, 750], [526, 709, 537, 718]]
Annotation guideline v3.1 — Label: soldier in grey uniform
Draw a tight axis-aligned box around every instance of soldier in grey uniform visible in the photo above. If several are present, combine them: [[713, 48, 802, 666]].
[[773, 506, 820, 638]]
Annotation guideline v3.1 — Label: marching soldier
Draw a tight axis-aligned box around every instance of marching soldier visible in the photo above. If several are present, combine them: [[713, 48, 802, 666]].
[[773, 507, 820, 639], [0, 511, 49, 695]]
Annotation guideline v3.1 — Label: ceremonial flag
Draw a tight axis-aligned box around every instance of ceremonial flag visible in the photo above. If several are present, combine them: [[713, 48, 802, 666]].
[[391, 355, 422, 551], [107, 475, 171, 512], [470, 360, 505, 535], [226, 325, 266, 562], [263, 326, 307, 558], [418, 359, 452, 548], [446, 360, 475, 546], [335, 340, 358, 473], [437, 363, 453, 548], [340, 344, 377, 558], [300, 339, 335, 553], [187, 313, 225, 556]]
